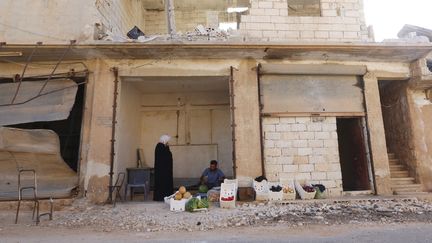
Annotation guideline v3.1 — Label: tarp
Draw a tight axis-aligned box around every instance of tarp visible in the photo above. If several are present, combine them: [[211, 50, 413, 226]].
[[0, 79, 78, 126], [0, 127, 78, 200]]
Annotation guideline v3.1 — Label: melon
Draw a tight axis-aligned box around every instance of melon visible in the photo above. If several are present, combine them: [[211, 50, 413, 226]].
[[198, 184, 208, 193], [174, 192, 182, 200], [182, 191, 192, 199], [197, 198, 209, 209], [179, 186, 187, 194]]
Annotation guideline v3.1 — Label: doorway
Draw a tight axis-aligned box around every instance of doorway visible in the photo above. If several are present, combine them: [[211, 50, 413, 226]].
[[336, 118, 371, 191]]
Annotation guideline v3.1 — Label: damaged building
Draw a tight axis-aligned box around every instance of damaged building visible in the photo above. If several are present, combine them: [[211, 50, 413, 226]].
[[0, 0, 432, 204]]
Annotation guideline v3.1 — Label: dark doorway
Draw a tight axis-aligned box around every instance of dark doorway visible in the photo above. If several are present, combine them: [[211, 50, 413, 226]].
[[7, 78, 86, 172], [336, 118, 371, 191]]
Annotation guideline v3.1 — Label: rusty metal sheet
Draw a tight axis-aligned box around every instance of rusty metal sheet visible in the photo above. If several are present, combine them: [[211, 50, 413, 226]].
[[260, 75, 365, 114], [0, 127, 78, 200], [0, 79, 77, 126]]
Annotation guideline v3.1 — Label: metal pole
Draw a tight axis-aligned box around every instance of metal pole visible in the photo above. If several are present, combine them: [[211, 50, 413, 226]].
[[229, 66, 237, 178], [165, 0, 176, 38], [256, 64, 266, 176], [107, 67, 119, 204]]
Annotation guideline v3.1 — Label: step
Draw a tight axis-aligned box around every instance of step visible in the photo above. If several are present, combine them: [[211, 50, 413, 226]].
[[391, 183, 423, 190], [387, 153, 396, 159], [393, 191, 428, 195], [391, 177, 416, 185], [388, 159, 400, 164], [390, 165, 406, 170], [391, 171, 410, 178]]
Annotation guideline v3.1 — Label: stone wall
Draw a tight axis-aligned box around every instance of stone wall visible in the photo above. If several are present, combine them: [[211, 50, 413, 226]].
[[263, 116, 343, 197], [240, 0, 371, 42]]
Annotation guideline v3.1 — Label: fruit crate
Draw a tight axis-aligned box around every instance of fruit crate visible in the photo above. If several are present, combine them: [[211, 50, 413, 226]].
[[268, 182, 283, 201], [280, 179, 296, 201], [220, 182, 236, 209], [253, 180, 269, 201], [169, 197, 191, 212], [294, 180, 316, 200]]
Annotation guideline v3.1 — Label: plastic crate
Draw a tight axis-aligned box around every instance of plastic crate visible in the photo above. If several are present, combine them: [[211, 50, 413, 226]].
[[253, 180, 269, 201], [280, 179, 296, 201], [294, 180, 316, 200], [268, 182, 283, 201], [220, 182, 236, 209], [169, 197, 191, 212]]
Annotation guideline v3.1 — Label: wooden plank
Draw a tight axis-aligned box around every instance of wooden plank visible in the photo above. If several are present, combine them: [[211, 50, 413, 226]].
[[260, 75, 365, 114], [259, 64, 367, 75]]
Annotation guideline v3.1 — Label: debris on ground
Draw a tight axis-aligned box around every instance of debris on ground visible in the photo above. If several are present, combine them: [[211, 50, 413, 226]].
[[30, 197, 432, 233]]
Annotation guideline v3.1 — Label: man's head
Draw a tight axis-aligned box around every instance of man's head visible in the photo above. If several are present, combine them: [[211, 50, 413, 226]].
[[209, 160, 218, 171]]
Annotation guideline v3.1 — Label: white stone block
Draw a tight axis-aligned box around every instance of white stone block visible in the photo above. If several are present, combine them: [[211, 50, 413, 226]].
[[265, 164, 282, 173], [264, 139, 275, 148], [265, 132, 281, 140], [314, 163, 329, 171], [273, 2, 287, 9], [265, 148, 282, 157], [280, 117, 296, 124], [263, 124, 276, 132], [283, 164, 298, 173], [311, 172, 327, 180], [322, 123, 337, 131], [293, 155, 309, 164], [299, 164, 314, 172], [263, 117, 280, 125], [291, 124, 307, 132], [308, 140, 324, 148], [258, 1, 273, 9], [294, 172, 311, 180], [282, 148, 297, 156], [329, 163, 341, 172], [327, 171, 342, 180], [299, 132, 314, 140], [275, 140, 292, 148], [308, 123, 322, 132], [276, 124, 291, 132], [312, 148, 326, 155], [280, 156, 294, 164], [315, 132, 330, 140], [309, 155, 325, 164], [301, 31, 315, 38], [282, 132, 299, 140], [315, 31, 330, 39], [265, 8, 281, 16], [292, 140, 308, 148], [344, 31, 359, 38], [324, 139, 338, 148], [298, 148, 313, 156], [251, 15, 271, 23]]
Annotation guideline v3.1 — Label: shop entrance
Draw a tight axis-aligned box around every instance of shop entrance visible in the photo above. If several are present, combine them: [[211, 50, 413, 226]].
[[336, 118, 372, 191], [116, 75, 234, 194]]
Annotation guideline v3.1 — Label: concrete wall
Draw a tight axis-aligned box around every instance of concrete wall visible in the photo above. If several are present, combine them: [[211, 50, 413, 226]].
[[0, 0, 99, 43], [263, 116, 343, 197], [96, 0, 146, 38], [144, 10, 235, 35], [0, 0, 146, 44], [240, 0, 371, 42], [138, 91, 233, 179], [115, 81, 143, 176]]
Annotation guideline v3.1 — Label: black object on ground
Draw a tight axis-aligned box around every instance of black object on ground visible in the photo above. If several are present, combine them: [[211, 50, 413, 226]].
[[127, 26, 145, 39]]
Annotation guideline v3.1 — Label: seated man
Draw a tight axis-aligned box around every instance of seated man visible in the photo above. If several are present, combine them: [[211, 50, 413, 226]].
[[200, 160, 225, 189]]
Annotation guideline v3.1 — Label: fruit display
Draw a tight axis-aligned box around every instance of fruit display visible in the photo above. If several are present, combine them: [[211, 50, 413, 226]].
[[302, 185, 315, 193], [282, 186, 294, 193], [185, 197, 209, 212], [220, 196, 234, 201], [174, 185, 192, 200], [198, 184, 209, 193], [269, 185, 282, 192]]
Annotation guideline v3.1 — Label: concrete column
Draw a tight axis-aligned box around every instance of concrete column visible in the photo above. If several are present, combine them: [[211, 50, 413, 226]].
[[82, 59, 115, 203], [232, 59, 262, 187], [363, 72, 392, 195]]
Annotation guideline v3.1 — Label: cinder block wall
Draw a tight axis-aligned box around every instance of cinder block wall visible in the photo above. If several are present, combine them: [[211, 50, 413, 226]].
[[263, 116, 343, 197], [240, 0, 371, 42]]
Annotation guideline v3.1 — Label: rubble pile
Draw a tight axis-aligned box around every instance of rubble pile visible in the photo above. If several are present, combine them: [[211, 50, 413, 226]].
[[43, 198, 432, 232]]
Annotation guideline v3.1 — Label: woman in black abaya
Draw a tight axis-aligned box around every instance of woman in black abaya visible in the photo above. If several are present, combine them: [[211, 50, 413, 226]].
[[153, 135, 173, 201]]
